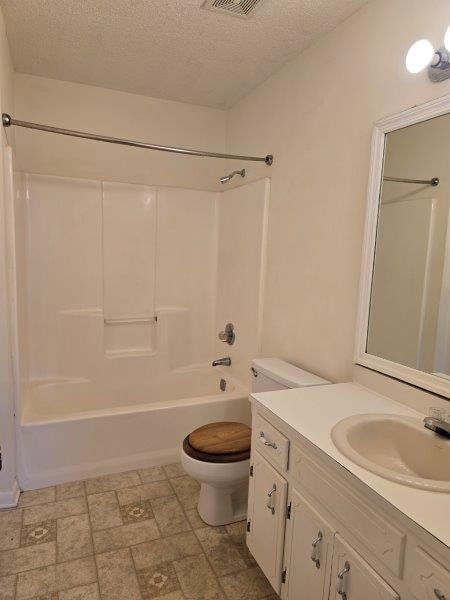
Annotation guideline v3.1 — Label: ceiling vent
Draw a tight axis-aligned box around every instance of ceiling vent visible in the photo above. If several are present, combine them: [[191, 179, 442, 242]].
[[202, 0, 263, 18]]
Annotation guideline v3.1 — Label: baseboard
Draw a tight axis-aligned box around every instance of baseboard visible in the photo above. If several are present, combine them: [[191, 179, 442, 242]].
[[18, 447, 181, 491], [0, 479, 20, 508]]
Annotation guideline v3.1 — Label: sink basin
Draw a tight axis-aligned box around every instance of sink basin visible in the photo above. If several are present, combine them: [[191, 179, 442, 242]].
[[331, 414, 450, 492]]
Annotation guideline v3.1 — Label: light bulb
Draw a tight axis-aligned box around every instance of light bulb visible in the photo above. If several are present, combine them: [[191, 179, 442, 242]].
[[445, 26, 450, 51], [406, 39, 435, 73]]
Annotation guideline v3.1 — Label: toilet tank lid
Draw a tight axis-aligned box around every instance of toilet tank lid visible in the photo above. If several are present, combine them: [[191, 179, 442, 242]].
[[251, 358, 329, 388]]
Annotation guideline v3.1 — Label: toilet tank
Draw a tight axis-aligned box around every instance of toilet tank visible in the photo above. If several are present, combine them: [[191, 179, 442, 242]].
[[251, 358, 329, 393]]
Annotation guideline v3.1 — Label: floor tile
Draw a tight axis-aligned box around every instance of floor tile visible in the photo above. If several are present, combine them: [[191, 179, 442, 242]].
[[150, 496, 190, 537], [138, 466, 167, 484], [169, 476, 200, 510], [0, 574, 16, 600], [57, 514, 92, 562], [120, 500, 154, 524], [116, 481, 172, 506], [87, 492, 121, 531], [0, 542, 56, 577], [162, 463, 185, 479], [225, 522, 256, 567], [173, 554, 224, 600], [20, 521, 56, 548], [85, 471, 140, 495], [56, 481, 86, 501], [59, 583, 100, 600], [96, 548, 141, 600], [184, 508, 207, 530], [15, 557, 96, 600], [195, 526, 246, 577], [18, 488, 56, 508], [23, 498, 87, 526], [136, 561, 181, 599], [0, 509, 23, 551], [219, 567, 274, 600], [131, 532, 202, 570], [92, 519, 160, 553]]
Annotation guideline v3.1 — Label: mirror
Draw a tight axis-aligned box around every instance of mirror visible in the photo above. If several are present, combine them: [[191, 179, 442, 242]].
[[357, 97, 450, 397]]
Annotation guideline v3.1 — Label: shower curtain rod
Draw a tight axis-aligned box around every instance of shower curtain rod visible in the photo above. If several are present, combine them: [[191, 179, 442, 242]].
[[2, 113, 273, 165], [383, 175, 439, 186]]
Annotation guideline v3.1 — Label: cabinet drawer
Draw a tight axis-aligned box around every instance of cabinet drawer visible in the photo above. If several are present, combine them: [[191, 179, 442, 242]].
[[253, 413, 289, 471], [408, 547, 450, 600], [291, 444, 406, 577]]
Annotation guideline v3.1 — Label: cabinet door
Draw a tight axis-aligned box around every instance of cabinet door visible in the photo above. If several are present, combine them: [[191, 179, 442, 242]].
[[330, 535, 399, 600], [282, 490, 334, 600], [247, 450, 288, 594]]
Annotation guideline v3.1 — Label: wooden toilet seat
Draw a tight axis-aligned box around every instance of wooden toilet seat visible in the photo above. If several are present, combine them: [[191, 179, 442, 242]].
[[183, 421, 251, 463]]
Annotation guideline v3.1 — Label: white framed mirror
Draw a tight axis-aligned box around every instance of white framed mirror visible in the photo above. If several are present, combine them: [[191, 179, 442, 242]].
[[356, 95, 450, 398]]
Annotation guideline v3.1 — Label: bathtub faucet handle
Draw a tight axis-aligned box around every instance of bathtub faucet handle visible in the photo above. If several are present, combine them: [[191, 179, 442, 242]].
[[218, 323, 235, 345]]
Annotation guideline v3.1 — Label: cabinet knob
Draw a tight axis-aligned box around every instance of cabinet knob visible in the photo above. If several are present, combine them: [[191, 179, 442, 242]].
[[266, 484, 277, 514], [337, 561, 350, 600], [259, 431, 277, 449], [310, 531, 323, 569]]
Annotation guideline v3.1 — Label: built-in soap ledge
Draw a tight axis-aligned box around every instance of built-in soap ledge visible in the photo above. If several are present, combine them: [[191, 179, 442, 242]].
[[104, 316, 156, 357], [104, 315, 157, 325]]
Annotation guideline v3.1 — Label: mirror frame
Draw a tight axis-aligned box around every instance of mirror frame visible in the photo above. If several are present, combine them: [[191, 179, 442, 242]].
[[355, 94, 450, 399]]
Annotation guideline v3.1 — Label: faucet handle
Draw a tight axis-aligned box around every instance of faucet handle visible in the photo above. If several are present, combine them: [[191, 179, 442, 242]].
[[218, 323, 235, 345]]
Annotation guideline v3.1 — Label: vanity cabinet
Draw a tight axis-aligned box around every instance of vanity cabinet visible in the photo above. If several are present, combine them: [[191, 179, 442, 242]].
[[246, 408, 450, 600], [246, 451, 287, 591], [283, 490, 334, 600], [329, 536, 399, 600]]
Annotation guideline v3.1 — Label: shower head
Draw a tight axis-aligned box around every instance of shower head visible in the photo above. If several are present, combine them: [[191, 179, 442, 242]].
[[220, 169, 246, 184]]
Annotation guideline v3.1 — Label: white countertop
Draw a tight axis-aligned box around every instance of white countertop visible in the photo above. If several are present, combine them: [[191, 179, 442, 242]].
[[251, 382, 450, 548]]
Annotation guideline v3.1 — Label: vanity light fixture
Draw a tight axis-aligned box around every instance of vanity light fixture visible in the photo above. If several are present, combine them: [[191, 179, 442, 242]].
[[445, 26, 450, 51], [405, 39, 434, 74], [406, 29, 450, 82]]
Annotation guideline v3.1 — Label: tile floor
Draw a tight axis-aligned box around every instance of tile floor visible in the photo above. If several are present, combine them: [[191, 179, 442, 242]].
[[0, 463, 278, 600]]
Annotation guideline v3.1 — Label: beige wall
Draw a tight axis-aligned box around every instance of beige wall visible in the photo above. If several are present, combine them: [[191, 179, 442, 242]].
[[13, 74, 227, 192], [0, 5, 17, 503], [226, 0, 450, 390]]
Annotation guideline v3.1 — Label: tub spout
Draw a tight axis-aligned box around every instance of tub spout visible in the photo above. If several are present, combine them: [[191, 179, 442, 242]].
[[212, 357, 231, 367]]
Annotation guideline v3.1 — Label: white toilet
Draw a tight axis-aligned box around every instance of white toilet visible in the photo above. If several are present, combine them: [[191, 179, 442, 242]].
[[181, 358, 329, 526]]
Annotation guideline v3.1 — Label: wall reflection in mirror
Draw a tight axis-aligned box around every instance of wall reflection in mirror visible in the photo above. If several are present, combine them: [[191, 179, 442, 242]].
[[367, 112, 450, 380]]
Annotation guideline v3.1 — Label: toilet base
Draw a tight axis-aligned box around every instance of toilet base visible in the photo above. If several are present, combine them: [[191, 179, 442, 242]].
[[197, 481, 248, 526]]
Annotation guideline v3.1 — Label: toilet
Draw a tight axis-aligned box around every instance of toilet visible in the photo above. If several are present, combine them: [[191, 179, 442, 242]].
[[181, 358, 329, 526]]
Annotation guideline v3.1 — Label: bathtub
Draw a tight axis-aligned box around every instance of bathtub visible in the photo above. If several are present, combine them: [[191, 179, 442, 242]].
[[18, 366, 250, 490]]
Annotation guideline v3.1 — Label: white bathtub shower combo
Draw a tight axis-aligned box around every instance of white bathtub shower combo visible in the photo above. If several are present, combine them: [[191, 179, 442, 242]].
[[7, 160, 271, 491]]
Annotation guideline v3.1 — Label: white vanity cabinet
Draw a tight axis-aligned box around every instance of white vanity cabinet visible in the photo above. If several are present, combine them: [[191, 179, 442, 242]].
[[246, 450, 287, 591], [283, 490, 334, 600], [246, 406, 450, 600], [329, 536, 399, 600]]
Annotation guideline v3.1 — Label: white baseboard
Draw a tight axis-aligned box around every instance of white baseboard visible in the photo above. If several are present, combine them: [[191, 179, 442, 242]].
[[18, 447, 181, 491], [0, 479, 20, 508]]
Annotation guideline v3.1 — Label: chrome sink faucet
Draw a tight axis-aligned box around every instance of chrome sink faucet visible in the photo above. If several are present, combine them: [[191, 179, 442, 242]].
[[423, 408, 450, 439], [212, 357, 231, 367]]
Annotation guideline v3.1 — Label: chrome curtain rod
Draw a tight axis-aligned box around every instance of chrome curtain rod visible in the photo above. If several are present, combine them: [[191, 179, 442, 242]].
[[2, 113, 273, 166], [383, 175, 439, 187]]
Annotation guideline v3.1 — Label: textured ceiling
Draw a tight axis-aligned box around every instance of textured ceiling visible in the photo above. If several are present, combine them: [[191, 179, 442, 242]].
[[1, 0, 369, 109]]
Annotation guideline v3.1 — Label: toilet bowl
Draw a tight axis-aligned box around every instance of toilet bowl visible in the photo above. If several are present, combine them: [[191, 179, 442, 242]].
[[181, 449, 250, 526], [182, 359, 330, 527], [181, 421, 251, 526]]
